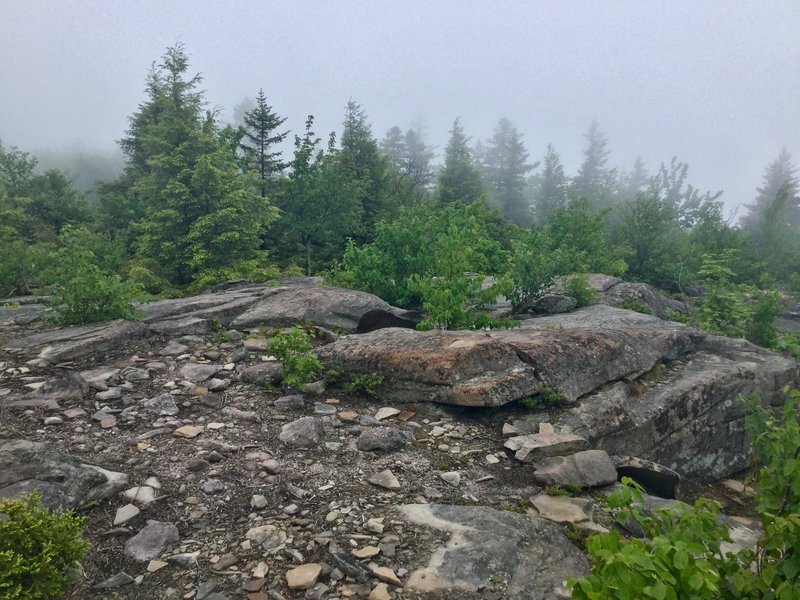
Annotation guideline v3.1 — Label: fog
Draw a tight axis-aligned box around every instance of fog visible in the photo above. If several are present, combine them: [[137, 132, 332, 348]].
[[1, 0, 798, 214]]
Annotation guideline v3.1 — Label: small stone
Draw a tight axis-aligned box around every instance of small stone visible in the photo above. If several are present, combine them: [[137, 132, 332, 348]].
[[147, 559, 169, 572], [274, 394, 306, 411], [114, 503, 140, 525], [502, 423, 520, 436], [123, 486, 157, 505], [370, 565, 401, 586], [352, 545, 380, 559], [207, 378, 229, 392], [531, 494, 593, 525], [212, 553, 238, 570], [251, 495, 268, 509], [304, 380, 326, 395], [97, 388, 123, 401], [252, 562, 268, 578], [143, 393, 179, 416], [283, 503, 299, 515], [539, 422, 555, 434], [201, 479, 225, 494], [374, 407, 401, 421], [369, 583, 391, 600], [337, 411, 359, 422], [440, 471, 461, 486], [124, 520, 180, 562], [721, 479, 756, 496], [63, 407, 87, 419], [244, 578, 267, 592], [221, 406, 259, 421], [504, 432, 589, 463], [356, 427, 407, 453], [180, 363, 218, 383], [43, 416, 64, 426], [93, 572, 135, 589], [167, 551, 200, 568], [313, 403, 337, 416], [365, 518, 384, 534], [174, 425, 204, 439], [286, 563, 322, 590], [485, 454, 500, 464], [367, 470, 400, 490], [279, 417, 322, 447], [207, 422, 226, 430], [100, 417, 117, 429]]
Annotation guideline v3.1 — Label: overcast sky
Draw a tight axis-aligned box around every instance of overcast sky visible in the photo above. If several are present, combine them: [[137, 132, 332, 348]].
[[1, 0, 798, 215]]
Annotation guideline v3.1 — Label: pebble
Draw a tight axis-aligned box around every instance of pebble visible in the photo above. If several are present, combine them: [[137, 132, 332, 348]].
[[285, 563, 322, 590], [369, 583, 391, 600], [43, 416, 64, 426], [174, 425, 204, 439], [374, 407, 401, 421], [367, 470, 401, 490], [113, 503, 140, 525]]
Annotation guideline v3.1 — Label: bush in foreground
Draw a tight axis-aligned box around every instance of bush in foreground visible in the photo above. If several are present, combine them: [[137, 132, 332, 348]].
[[0, 492, 89, 600]]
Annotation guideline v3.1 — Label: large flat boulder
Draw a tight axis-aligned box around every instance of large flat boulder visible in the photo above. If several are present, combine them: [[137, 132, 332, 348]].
[[231, 285, 397, 331], [2, 319, 147, 363], [0, 439, 128, 512], [400, 504, 589, 598], [316, 328, 540, 407], [557, 335, 799, 480]]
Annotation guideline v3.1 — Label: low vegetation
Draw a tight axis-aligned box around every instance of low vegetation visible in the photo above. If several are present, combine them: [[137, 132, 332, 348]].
[[0, 492, 89, 600], [266, 325, 323, 389], [568, 389, 800, 599]]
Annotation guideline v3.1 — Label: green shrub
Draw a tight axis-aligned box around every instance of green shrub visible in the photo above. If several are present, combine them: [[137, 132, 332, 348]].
[[563, 273, 597, 308], [0, 491, 89, 600], [267, 325, 323, 389], [568, 389, 800, 599], [618, 299, 653, 314], [346, 373, 385, 398]]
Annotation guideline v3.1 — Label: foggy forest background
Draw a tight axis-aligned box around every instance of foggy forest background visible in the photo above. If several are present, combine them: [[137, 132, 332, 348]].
[[1, 44, 799, 351]]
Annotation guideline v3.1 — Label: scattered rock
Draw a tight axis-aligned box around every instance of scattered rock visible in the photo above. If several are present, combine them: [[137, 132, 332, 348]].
[[124, 520, 180, 562], [285, 563, 322, 590], [279, 417, 322, 447], [530, 494, 594, 525], [174, 425, 204, 439], [368, 470, 401, 490], [374, 407, 401, 421], [533, 449, 618, 488], [505, 432, 590, 463], [440, 471, 461, 486], [93, 571, 135, 589], [114, 503, 140, 525], [356, 427, 407, 453], [143, 393, 180, 416], [180, 363, 219, 383], [401, 503, 589, 598]]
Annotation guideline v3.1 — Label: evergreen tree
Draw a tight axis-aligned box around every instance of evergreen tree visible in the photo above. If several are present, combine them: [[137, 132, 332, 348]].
[[532, 144, 569, 225], [403, 128, 435, 197], [619, 156, 649, 201], [239, 89, 289, 196], [742, 148, 800, 231], [436, 118, 485, 205], [380, 126, 435, 202], [124, 44, 277, 287], [574, 120, 617, 206], [277, 116, 363, 274], [340, 99, 390, 237], [484, 118, 535, 226]]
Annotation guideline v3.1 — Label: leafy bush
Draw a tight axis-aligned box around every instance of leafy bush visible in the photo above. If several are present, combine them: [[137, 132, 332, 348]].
[[563, 273, 597, 308], [0, 491, 89, 600], [568, 389, 800, 599], [48, 226, 142, 325], [267, 325, 323, 389], [329, 200, 509, 328], [346, 373, 385, 398]]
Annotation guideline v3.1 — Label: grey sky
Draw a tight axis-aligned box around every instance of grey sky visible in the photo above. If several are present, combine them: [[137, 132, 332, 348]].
[[1, 0, 798, 216]]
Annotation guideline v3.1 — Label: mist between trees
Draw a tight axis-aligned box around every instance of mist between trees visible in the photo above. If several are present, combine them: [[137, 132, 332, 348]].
[[1, 44, 799, 340]]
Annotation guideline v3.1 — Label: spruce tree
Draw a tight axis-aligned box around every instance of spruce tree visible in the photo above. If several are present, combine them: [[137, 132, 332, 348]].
[[436, 118, 484, 205], [484, 118, 534, 226], [125, 44, 277, 287], [239, 89, 289, 197], [574, 120, 617, 206], [532, 144, 569, 225]]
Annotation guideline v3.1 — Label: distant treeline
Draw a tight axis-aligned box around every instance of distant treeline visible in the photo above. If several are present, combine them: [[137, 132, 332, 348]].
[[1, 44, 799, 321]]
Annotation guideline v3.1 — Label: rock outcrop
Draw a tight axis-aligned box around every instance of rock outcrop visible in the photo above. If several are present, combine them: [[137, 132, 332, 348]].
[[0, 439, 128, 512], [401, 503, 589, 598]]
